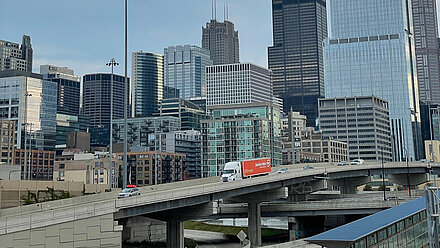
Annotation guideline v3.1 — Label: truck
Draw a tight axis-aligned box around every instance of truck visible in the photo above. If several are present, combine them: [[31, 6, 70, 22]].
[[221, 158, 271, 182]]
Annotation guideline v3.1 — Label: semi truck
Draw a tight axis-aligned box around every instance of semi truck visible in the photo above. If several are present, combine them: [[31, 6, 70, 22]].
[[221, 158, 271, 182]]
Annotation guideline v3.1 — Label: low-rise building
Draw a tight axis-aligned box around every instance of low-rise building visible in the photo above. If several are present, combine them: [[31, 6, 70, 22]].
[[54, 156, 121, 186], [117, 151, 185, 186], [425, 140, 440, 162], [0, 120, 15, 164], [296, 132, 348, 163], [14, 149, 55, 180]]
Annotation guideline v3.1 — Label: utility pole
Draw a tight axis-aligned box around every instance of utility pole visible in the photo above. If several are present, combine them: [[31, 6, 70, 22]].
[[426, 187, 440, 248], [23, 91, 32, 180], [106, 58, 119, 188], [381, 146, 386, 201], [123, 0, 128, 188], [290, 108, 295, 165]]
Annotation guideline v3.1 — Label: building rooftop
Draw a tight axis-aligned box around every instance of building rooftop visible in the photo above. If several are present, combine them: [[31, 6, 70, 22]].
[[307, 197, 426, 247]]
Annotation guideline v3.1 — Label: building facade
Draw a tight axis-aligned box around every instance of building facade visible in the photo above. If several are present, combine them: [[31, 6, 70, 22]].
[[0, 35, 33, 72], [201, 102, 282, 177], [206, 63, 273, 106], [159, 98, 207, 131], [324, 0, 422, 161], [112, 116, 181, 147], [268, 0, 327, 126], [132, 52, 163, 117], [14, 149, 55, 180], [117, 151, 185, 187], [412, 0, 440, 106], [164, 45, 212, 99], [318, 96, 392, 162], [0, 72, 57, 151], [202, 19, 239, 65], [0, 120, 15, 164], [295, 132, 348, 164], [82, 73, 128, 147]]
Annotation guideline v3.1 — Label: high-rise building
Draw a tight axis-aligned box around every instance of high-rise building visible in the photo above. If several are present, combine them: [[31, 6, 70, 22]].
[[164, 45, 212, 99], [0, 71, 57, 151], [159, 98, 207, 131], [40, 65, 88, 152], [206, 63, 273, 106], [324, 0, 422, 161], [412, 0, 440, 106], [202, 19, 239, 65], [268, 0, 327, 126], [132, 52, 163, 117], [201, 102, 282, 177], [112, 116, 181, 147], [82, 73, 129, 146], [0, 35, 33, 72], [318, 96, 392, 162]]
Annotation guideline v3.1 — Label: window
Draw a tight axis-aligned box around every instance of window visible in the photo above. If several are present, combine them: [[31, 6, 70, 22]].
[[99, 178, 104, 183]]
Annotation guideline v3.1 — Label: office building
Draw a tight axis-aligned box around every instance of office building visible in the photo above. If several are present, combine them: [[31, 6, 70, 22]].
[[189, 97, 207, 114], [324, 0, 422, 161], [268, 0, 327, 126], [206, 63, 273, 106], [117, 151, 185, 186], [159, 98, 207, 130], [66, 131, 90, 152], [14, 149, 55, 180], [112, 116, 181, 147], [132, 52, 163, 117], [296, 131, 348, 164], [0, 71, 57, 151], [0, 120, 15, 164], [425, 140, 440, 162], [201, 102, 282, 177], [82, 73, 129, 146], [412, 0, 440, 105], [281, 111, 307, 164], [202, 19, 239, 65], [164, 45, 212, 99], [0, 35, 33, 72], [318, 96, 392, 162]]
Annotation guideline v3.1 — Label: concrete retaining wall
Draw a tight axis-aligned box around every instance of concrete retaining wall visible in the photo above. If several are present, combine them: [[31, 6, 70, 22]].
[[122, 216, 166, 243], [0, 213, 122, 248]]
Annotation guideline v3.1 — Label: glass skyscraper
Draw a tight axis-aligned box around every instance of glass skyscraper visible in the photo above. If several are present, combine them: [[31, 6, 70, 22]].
[[268, 0, 327, 127], [324, 0, 422, 161], [164, 45, 212, 99], [132, 52, 163, 117]]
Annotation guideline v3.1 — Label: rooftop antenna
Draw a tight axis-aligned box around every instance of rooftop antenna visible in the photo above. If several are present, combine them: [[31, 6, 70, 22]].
[[227, 2, 229, 21], [211, 0, 214, 20], [224, 2, 226, 22], [214, 0, 217, 20]]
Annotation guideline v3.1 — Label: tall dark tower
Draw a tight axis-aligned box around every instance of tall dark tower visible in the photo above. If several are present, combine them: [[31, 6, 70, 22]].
[[202, 3, 239, 65], [21, 35, 33, 72], [268, 0, 327, 126]]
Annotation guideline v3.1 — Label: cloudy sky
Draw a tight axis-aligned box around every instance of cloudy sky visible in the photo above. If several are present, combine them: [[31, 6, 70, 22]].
[[1, 0, 440, 77]]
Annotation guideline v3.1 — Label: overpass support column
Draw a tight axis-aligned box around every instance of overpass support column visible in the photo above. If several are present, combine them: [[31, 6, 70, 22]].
[[248, 201, 262, 247], [166, 219, 184, 248], [288, 217, 300, 241]]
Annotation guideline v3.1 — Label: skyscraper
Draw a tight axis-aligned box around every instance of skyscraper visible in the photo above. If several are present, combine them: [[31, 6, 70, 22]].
[[82, 73, 128, 146], [202, 19, 239, 65], [132, 51, 163, 117], [0, 35, 33, 72], [412, 0, 440, 106], [206, 63, 273, 106], [268, 0, 327, 126], [324, 0, 422, 161], [164, 45, 212, 99]]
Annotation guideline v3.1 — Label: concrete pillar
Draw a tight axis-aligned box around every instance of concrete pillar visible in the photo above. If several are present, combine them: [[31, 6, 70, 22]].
[[166, 219, 184, 248], [248, 201, 261, 247], [288, 217, 299, 241]]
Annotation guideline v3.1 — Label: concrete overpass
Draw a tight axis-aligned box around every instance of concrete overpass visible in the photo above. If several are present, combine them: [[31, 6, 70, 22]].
[[0, 162, 438, 248]]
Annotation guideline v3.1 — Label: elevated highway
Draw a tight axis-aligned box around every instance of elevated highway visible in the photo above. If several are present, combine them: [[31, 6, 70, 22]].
[[0, 162, 438, 247]]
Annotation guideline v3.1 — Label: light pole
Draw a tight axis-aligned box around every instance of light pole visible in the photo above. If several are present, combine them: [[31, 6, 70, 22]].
[[27, 124, 33, 180], [381, 146, 386, 201], [23, 91, 32, 180], [106, 58, 119, 188], [123, 0, 128, 189], [290, 108, 295, 165]]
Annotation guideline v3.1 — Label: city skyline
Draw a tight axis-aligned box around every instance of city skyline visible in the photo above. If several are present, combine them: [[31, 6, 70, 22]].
[[0, 0, 272, 77]]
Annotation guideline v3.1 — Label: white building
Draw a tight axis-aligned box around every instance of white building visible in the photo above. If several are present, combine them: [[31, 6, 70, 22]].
[[206, 63, 273, 106]]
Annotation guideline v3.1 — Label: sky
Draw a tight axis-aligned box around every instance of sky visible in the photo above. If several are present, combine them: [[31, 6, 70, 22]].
[[1, 0, 440, 78], [0, 0, 273, 77]]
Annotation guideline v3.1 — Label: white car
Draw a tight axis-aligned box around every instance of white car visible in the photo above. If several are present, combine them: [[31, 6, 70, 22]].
[[277, 168, 289, 174], [118, 187, 141, 198], [351, 159, 365, 165]]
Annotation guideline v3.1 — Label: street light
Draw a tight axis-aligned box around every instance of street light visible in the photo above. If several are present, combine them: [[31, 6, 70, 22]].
[[23, 91, 32, 180], [123, 0, 128, 189], [106, 58, 119, 188]]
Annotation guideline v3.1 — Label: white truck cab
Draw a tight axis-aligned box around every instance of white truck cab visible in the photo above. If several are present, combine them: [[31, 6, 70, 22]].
[[221, 161, 242, 182]]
